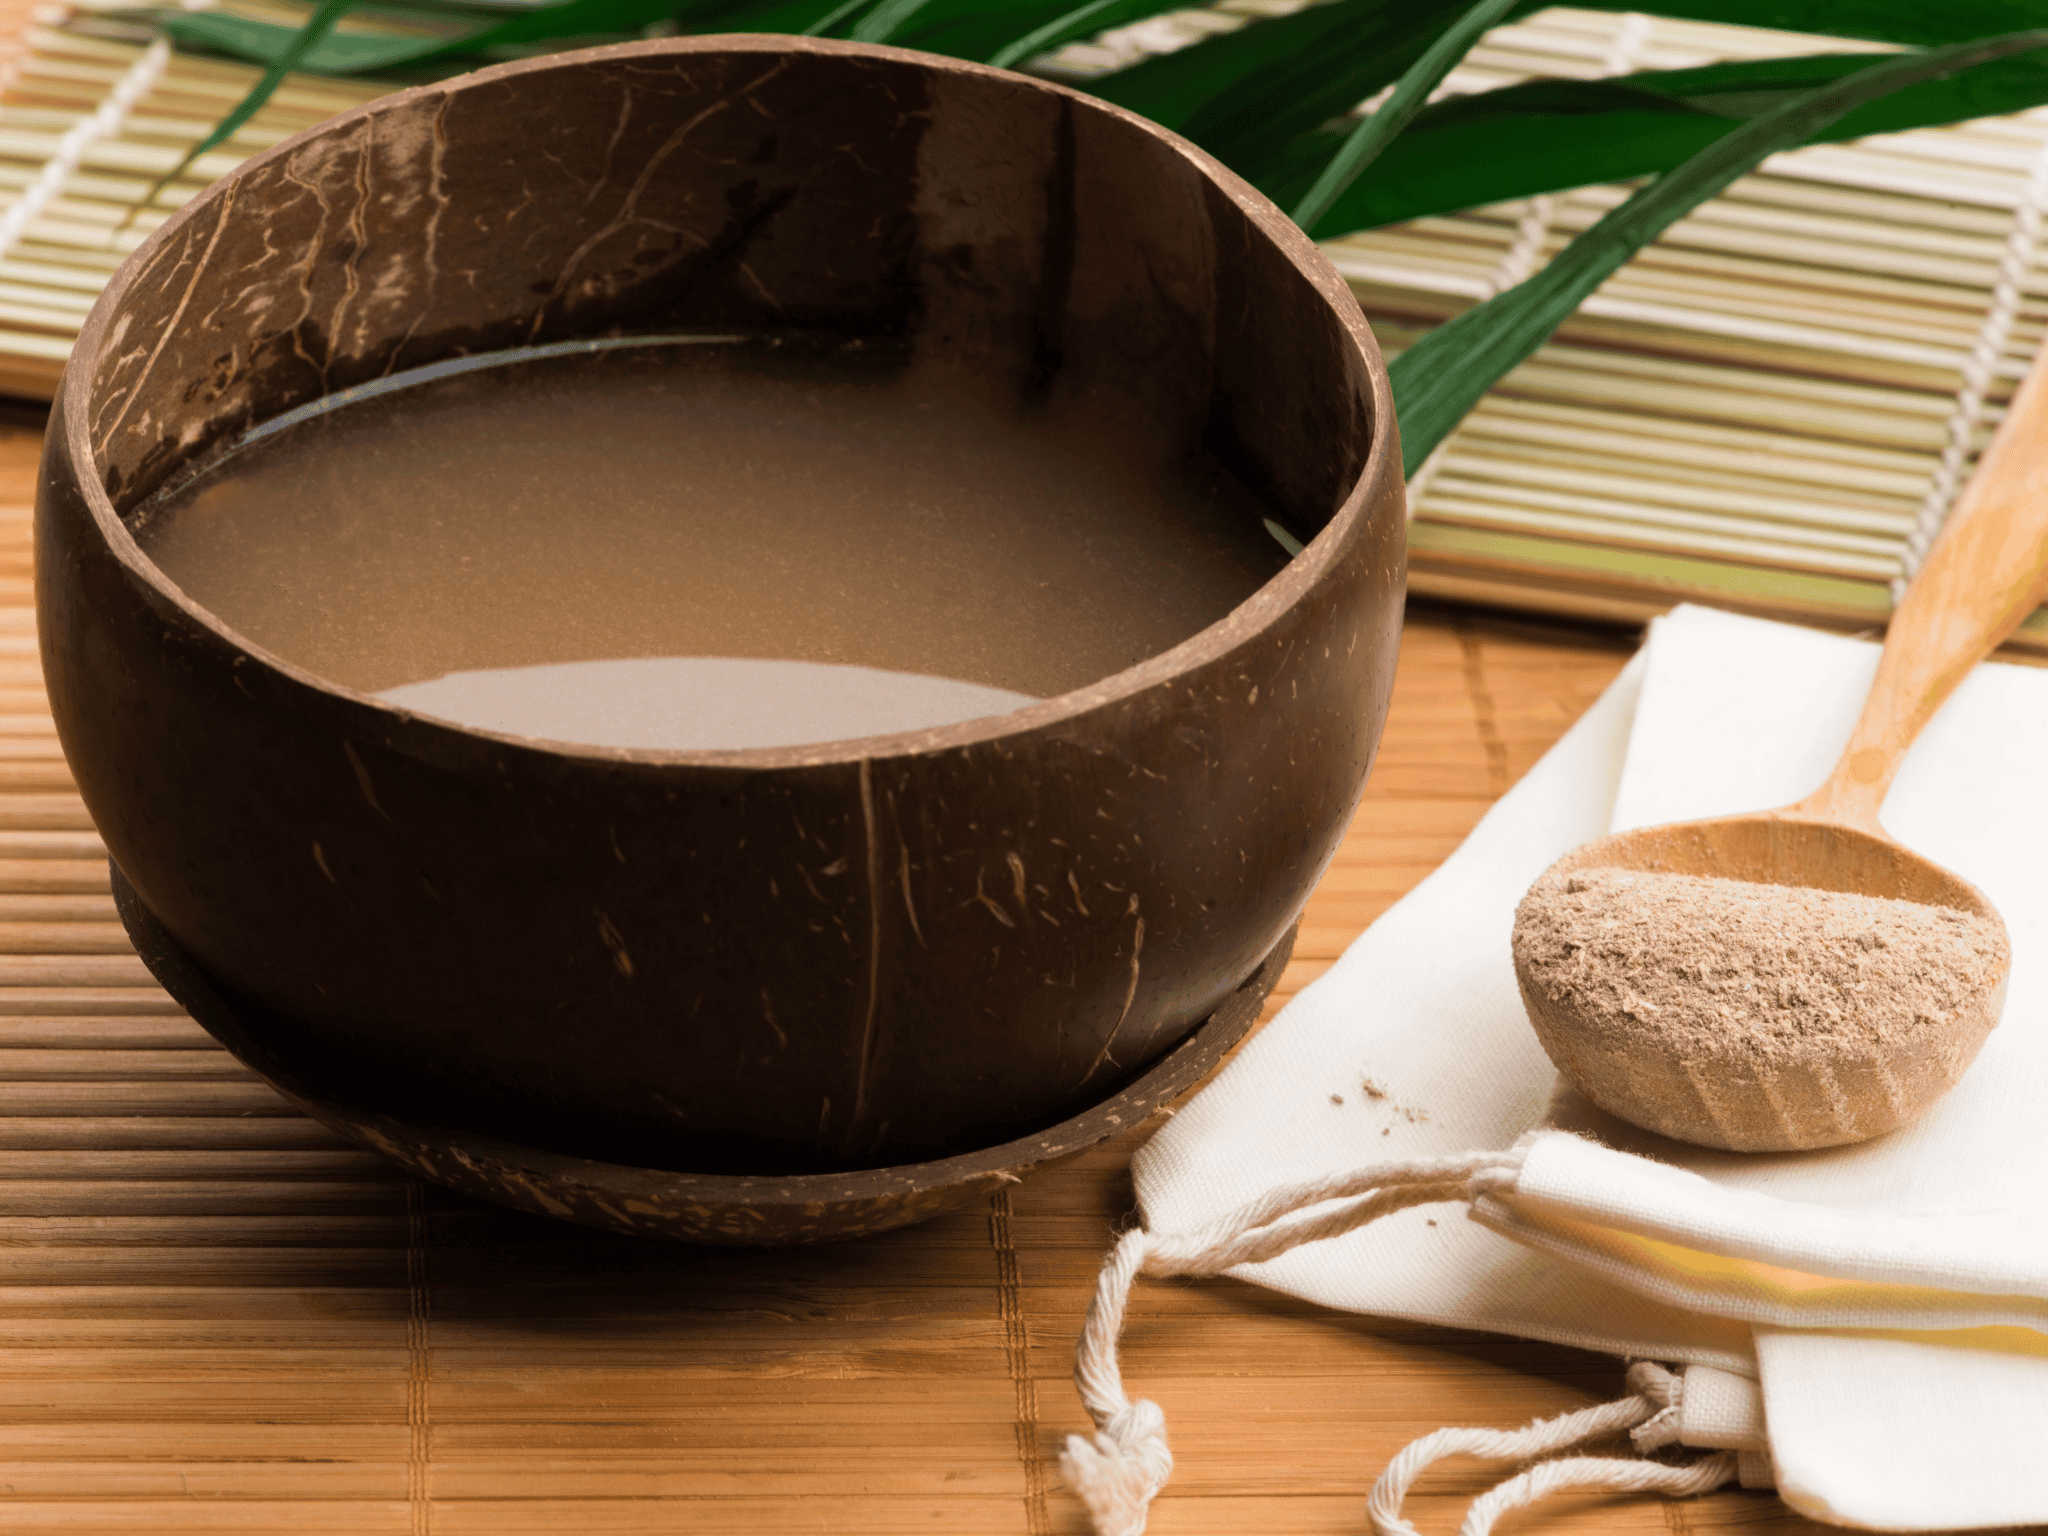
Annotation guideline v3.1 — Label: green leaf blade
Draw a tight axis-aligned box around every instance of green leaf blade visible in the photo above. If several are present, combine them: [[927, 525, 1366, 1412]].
[[984, 0, 1181, 69], [176, 0, 363, 161], [1276, 44, 2048, 235], [1082, 0, 1471, 142], [1290, 0, 1521, 234], [1386, 27, 2048, 477], [158, 9, 448, 72]]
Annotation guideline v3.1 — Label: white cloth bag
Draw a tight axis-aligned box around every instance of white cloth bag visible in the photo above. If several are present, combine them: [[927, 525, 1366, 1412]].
[[1060, 606, 2048, 1535]]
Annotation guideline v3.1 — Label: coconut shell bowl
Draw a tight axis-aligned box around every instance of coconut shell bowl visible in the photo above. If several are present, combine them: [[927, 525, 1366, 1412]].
[[39, 37, 1405, 1242]]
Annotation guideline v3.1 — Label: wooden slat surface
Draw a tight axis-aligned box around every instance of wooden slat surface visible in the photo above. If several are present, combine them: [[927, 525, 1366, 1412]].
[[0, 404, 1878, 1534]]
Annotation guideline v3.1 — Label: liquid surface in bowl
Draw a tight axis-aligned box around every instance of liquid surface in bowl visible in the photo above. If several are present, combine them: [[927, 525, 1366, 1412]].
[[131, 337, 1289, 750]]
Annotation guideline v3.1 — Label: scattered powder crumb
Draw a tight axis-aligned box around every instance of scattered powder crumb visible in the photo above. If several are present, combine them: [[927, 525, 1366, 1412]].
[[1350, 1075, 1430, 1125], [1329, 1094, 1344, 1105], [1514, 866, 2006, 1063]]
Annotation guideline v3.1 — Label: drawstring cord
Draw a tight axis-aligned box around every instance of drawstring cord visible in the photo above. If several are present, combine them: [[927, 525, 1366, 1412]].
[[1061, 1151, 1524, 1536], [1060, 1150, 1739, 1535], [1369, 1361, 1737, 1536]]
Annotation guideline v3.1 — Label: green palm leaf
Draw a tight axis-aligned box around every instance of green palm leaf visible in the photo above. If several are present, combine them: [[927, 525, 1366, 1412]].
[[1078, 0, 2048, 174], [1264, 45, 2048, 234], [1290, 0, 1520, 233], [1387, 26, 2048, 476], [140, 0, 365, 213], [983, 0, 1183, 70], [1082, 0, 1469, 147]]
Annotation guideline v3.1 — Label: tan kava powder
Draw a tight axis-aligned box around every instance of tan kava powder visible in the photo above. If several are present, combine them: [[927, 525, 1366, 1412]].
[[1512, 866, 2010, 1147]]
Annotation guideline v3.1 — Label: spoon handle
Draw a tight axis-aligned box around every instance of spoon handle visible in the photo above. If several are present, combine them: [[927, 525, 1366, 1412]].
[[1793, 340, 2048, 832]]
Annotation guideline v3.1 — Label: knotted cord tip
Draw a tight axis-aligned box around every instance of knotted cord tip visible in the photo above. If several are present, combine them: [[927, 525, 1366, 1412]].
[[1625, 1360, 1684, 1451], [1059, 1398, 1173, 1536]]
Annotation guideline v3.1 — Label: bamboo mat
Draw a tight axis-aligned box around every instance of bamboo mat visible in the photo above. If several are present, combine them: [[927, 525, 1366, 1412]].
[[0, 410, 1874, 1533]]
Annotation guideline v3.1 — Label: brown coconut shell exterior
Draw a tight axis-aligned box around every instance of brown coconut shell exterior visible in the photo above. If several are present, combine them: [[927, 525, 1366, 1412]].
[[39, 37, 1404, 1172]]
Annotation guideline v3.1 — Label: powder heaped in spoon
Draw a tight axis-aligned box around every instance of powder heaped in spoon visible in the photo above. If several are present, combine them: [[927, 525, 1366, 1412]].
[[1512, 865, 2009, 1150]]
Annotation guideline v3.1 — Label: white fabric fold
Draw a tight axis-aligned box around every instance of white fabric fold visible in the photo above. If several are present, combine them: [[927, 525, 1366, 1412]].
[[1117, 605, 2048, 1529], [1477, 1132, 2048, 1324], [1759, 1327, 2048, 1529]]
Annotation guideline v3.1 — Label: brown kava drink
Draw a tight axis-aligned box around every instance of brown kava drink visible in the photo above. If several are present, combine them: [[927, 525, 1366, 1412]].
[[131, 338, 1290, 750]]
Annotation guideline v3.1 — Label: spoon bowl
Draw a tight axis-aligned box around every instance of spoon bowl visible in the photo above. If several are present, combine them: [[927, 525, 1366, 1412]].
[[1516, 815, 2009, 1151], [1513, 339, 2048, 1153]]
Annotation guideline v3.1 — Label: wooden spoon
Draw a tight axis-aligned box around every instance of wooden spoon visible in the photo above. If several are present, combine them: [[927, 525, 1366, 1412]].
[[1511, 349, 2048, 1152]]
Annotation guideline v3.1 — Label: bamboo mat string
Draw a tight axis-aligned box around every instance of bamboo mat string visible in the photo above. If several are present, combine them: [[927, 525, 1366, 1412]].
[[1596, 12, 1652, 83], [989, 1187, 1054, 1535], [1895, 136, 2048, 601], [405, 1177, 434, 1536], [1459, 6, 1654, 301], [1405, 439, 1453, 510], [0, 20, 173, 264], [1491, 194, 1554, 296], [1406, 9, 1651, 514]]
